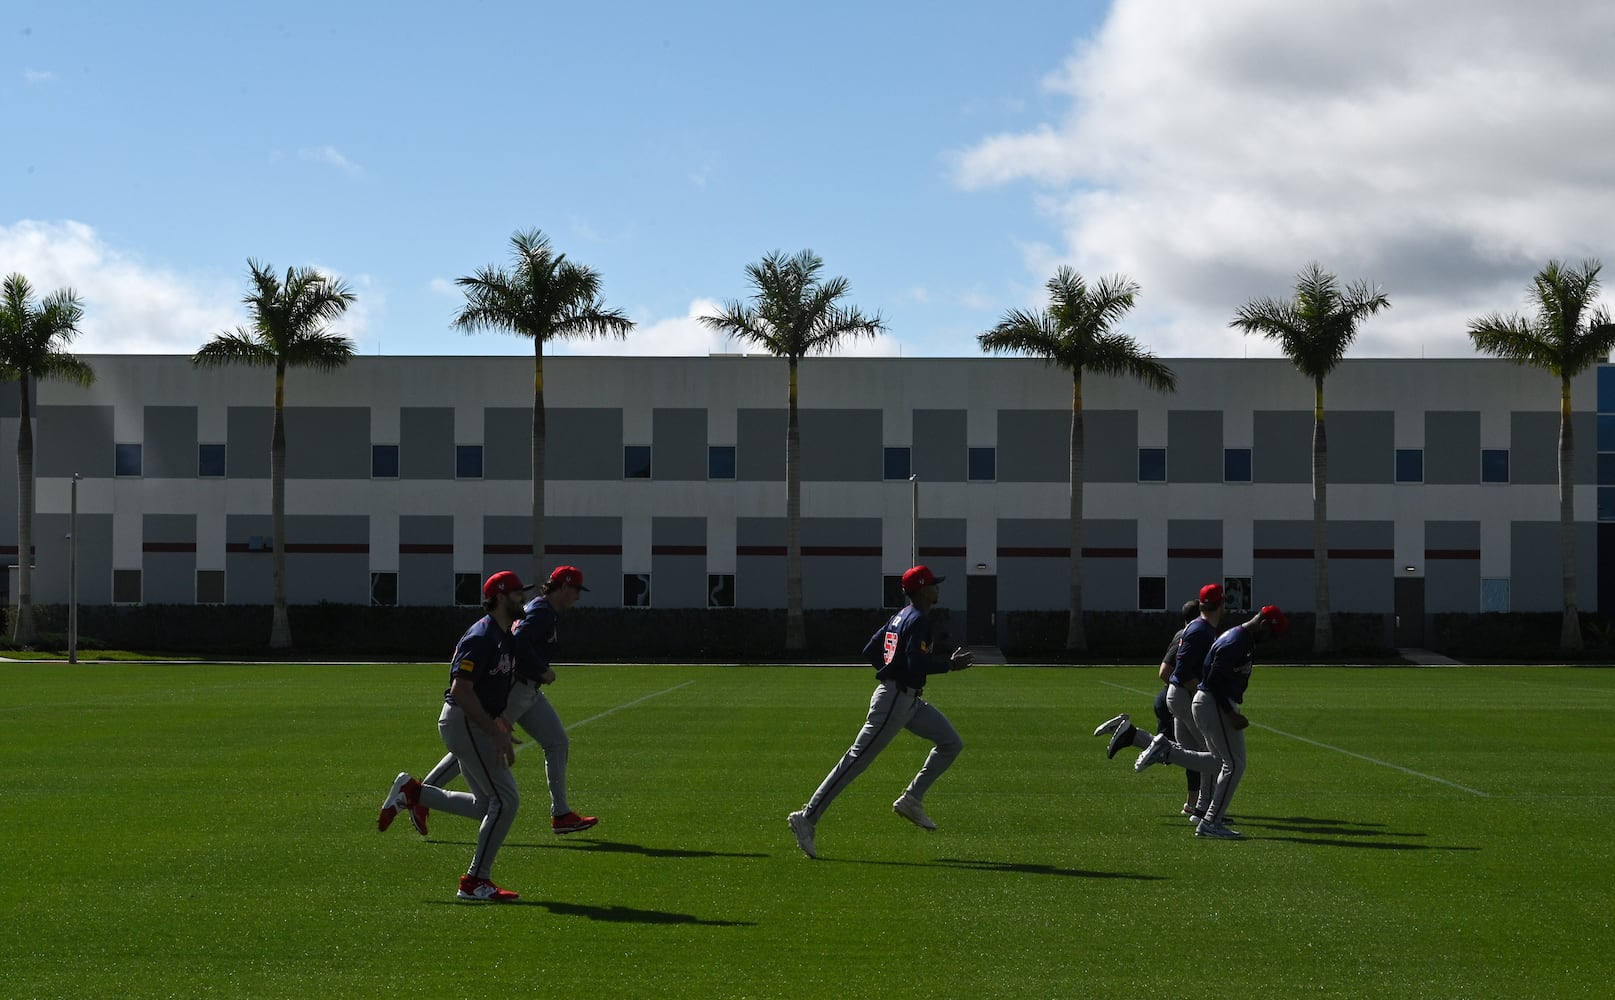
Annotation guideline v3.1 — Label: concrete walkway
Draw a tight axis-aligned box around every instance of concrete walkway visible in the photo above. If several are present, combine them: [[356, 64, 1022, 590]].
[[964, 645, 1008, 665], [1397, 648, 1466, 666]]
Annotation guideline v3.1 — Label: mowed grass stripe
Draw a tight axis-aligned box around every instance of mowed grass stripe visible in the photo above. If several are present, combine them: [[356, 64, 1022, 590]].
[[1, 663, 1610, 999]]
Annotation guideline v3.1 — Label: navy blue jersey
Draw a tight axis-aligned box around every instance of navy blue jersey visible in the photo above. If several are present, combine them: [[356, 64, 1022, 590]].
[[1199, 624, 1255, 710], [863, 604, 950, 690], [1170, 617, 1216, 687], [511, 594, 559, 681], [444, 614, 518, 717]]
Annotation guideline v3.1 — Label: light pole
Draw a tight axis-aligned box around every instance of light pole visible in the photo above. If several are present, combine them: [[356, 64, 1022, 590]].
[[909, 474, 918, 567], [68, 473, 80, 664]]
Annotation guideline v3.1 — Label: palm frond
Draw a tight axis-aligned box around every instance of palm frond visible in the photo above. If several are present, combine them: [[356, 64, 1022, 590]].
[[192, 329, 277, 367], [1472, 259, 1611, 377]]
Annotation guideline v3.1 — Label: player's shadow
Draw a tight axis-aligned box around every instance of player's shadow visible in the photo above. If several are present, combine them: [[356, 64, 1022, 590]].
[[1255, 836, 1478, 852], [827, 856, 1165, 881], [1230, 815, 1431, 840], [422, 899, 753, 925], [439, 837, 768, 860]]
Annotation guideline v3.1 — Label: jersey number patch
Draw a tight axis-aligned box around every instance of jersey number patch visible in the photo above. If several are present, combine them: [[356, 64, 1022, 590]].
[[883, 631, 898, 666]]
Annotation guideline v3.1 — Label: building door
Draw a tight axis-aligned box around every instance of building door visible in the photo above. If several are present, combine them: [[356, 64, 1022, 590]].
[[966, 575, 998, 646], [1394, 577, 1425, 647]]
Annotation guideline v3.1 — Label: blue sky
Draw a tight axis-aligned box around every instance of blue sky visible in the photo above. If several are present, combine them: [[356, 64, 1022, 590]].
[[5, 1, 1614, 360]]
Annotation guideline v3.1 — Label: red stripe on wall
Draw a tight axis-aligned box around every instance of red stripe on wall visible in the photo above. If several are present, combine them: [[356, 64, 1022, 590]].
[[400, 544, 453, 555], [1425, 549, 1481, 560], [483, 544, 625, 556], [736, 546, 882, 557], [226, 542, 369, 554], [997, 546, 1140, 559], [652, 545, 708, 556], [919, 546, 967, 557], [1167, 548, 1223, 559], [1255, 548, 1394, 560], [143, 542, 197, 553]]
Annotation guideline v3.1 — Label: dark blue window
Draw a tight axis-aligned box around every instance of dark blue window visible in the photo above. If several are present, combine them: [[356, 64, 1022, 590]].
[[708, 445, 735, 480], [968, 447, 996, 481], [1481, 449, 1509, 483], [1598, 364, 1615, 412], [115, 443, 142, 477], [1395, 448, 1423, 483], [1599, 414, 1615, 452], [1224, 448, 1252, 482], [198, 443, 227, 478], [1138, 448, 1166, 482], [624, 445, 651, 479], [456, 445, 483, 479], [372, 444, 399, 479], [884, 447, 911, 481], [1600, 487, 1615, 522], [1599, 453, 1615, 486], [1138, 576, 1166, 611]]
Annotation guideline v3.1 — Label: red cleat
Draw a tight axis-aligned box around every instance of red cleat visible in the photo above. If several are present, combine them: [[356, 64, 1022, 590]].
[[457, 875, 519, 902], [552, 811, 599, 835], [378, 772, 420, 832]]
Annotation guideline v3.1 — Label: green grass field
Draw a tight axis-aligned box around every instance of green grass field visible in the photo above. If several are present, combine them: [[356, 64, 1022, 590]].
[[2, 662, 1611, 999]]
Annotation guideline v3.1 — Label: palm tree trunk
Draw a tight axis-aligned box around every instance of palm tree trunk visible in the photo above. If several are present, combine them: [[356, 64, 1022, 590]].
[[1558, 377, 1582, 651], [1065, 374, 1087, 654], [268, 364, 292, 649], [1312, 380, 1332, 656], [13, 377, 35, 644], [532, 340, 548, 584], [784, 360, 805, 652]]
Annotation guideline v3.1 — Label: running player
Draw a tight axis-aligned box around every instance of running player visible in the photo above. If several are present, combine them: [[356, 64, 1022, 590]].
[[786, 565, 974, 860], [1135, 604, 1289, 839], [413, 565, 599, 836], [377, 571, 528, 900]]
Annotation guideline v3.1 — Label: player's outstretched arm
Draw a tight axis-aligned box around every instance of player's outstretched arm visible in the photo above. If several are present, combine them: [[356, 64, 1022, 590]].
[[948, 648, 974, 671]]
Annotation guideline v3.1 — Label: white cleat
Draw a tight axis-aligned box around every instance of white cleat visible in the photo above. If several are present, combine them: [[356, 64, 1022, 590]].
[[1134, 733, 1172, 772], [1194, 820, 1243, 840], [1093, 713, 1130, 737], [787, 810, 818, 859], [892, 793, 938, 831]]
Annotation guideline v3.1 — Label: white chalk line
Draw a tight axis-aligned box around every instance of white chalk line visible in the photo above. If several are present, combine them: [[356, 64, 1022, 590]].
[[1098, 679, 1489, 798], [512, 679, 694, 758]]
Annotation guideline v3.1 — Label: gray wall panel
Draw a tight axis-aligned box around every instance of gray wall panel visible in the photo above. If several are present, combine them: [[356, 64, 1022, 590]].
[[912, 410, 966, 482], [228, 407, 273, 479], [401, 407, 453, 480], [0, 381, 19, 418], [38, 406, 113, 477], [737, 409, 786, 481], [1511, 521, 1599, 612], [1167, 519, 1223, 609], [1509, 411, 1558, 485], [652, 516, 708, 607], [802, 410, 882, 482], [483, 407, 532, 481], [144, 406, 198, 478], [142, 552, 197, 603], [1424, 411, 1479, 485], [224, 514, 368, 604], [1253, 410, 1311, 484], [737, 516, 784, 608], [400, 555, 454, 606], [1426, 521, 1480, 612], [284, 407, 370, 479], [653, 409, 708, 482], [144, 513, 196, 543], [1082, 410, 1138, 483], [34, 513, 113, 602], [1167, 411, 1223, 484], [997, 410, 1068, 483], [484, 515, 621, 597], [400, 515, 453, 546], [548, 408, 624, 480], [226, 514, 274, 604], [1329, 411, 1393, 484]]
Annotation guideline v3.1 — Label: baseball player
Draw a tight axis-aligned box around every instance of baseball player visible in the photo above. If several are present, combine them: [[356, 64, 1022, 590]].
[[787, 565, 974, 860], [1092, 597, 1204, 814], [377, 570, 529, 901], [1135, 604, 1289, 839], [1095, 583, 1226, 819], [413, 565, 599, 836]]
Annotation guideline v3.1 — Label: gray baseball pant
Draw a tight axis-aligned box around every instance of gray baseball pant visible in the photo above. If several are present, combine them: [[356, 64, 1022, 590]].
[[1189, 690, 1247, 825], [422, 678, 571, 816], [417, 703, 520, 879], [802, 680, 963, 822]]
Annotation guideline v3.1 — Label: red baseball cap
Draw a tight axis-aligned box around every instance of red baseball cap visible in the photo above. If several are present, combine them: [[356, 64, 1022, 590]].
[[1199, 583, 1224, 606], [548, 565, 590, 591], [1259, 604, 1289, 636], [482, 570, 531, 600], [901, 565, 945, 593]]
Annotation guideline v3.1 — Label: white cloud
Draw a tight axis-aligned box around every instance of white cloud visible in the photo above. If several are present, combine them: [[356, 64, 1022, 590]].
[[427, 277, 457, 297], [951, 0, 1615, 358], [0, 220, 239, 354], [297, 146, 363, 176], [23, 69, 54, 85], [547, 298, 905, 358]]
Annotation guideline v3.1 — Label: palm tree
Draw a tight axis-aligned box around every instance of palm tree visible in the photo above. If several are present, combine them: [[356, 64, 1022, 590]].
[[1230, 262, 1390, 656], [193, 260, 356, 649], [701, 250, 886, 652], [978, 267, 1176, 654], [452, 229, 634, 585], [1468, 259, 1615, 652], [0, 274, 95, 645]]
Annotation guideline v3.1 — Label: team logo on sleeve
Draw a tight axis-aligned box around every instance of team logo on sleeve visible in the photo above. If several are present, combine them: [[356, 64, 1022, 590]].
[[883, 631, 898, 666], [458, 658, 476, 673]]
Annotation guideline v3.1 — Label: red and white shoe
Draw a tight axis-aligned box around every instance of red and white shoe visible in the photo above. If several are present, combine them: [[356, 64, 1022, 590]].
[[552, 811, 599, 835], [457, 875, 520, 902], [408, 802, 430, 837], [378, 772, 421, 832]]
